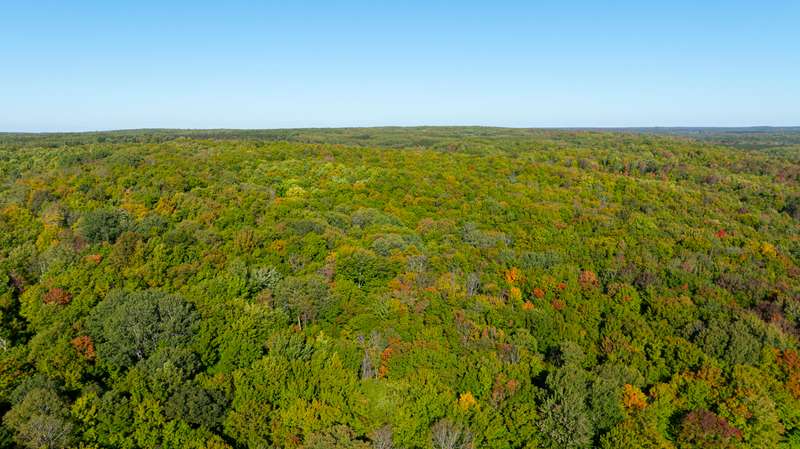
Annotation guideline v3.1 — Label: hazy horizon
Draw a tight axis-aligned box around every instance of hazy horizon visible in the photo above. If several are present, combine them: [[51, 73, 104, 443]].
[[3, 125, 800, 135]]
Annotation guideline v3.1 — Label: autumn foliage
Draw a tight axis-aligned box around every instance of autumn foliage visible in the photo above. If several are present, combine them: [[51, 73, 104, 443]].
[[378, 344, 395, 378], [579, 270, 598, 289], [504, 267, 521, 284], [71, 335, 96, 361], [778, 349, 800, 399], [678, 409, 742, 449], [458, 391, 477, 410], [621, 384, 647, 410], [43, 287, 72, 305], [85, 253, 103, 264], [1, 128, 799, 448], [522, 301, 534, 311]]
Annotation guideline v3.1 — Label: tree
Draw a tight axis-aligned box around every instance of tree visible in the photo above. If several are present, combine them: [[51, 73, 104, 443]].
[[678, 409, 742, 449], [164, 381, 227, 428], [370, 424, 394, 449], [302, 425, 371, 449], [3, 387, 73, 449], [431, 418, 473, 449], [589, 363, 644, 433], [781, 196, 800, 221], [77, 208, 130, 243], [600, 415, 675, 449], [537, 396, 593, 449], [537, 342, 594, 449], [336, 248, 395, 288], [273, 275, 332, 326], [87, 290, 198, 370]]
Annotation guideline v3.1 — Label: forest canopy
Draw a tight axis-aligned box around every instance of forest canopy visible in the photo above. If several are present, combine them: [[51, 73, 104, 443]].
[[1, 127, 799, 448]]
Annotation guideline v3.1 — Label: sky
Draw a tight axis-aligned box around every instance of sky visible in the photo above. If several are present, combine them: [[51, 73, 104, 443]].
[[1, 1, 799, 131]]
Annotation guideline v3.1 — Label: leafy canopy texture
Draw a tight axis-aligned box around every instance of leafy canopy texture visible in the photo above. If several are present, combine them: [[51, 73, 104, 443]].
[[0, 127, 799, 448], [87, 290, 198, 371]]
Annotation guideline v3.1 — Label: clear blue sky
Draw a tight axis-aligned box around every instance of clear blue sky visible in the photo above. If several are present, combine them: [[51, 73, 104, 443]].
[[2, 1, 798, 131]]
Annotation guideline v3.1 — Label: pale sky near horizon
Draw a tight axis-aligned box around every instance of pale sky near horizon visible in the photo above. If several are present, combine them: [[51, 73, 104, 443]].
[[2, 1, 799, 131]]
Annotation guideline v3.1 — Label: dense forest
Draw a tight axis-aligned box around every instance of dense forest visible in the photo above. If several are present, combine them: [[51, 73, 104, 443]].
[[1, 127, 799, 448]]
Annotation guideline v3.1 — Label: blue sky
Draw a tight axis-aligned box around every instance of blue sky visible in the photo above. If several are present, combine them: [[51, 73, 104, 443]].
[[2, 1, 798, 131]]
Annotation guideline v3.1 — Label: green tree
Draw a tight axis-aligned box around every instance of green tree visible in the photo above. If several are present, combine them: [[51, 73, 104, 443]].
[[537, 343, 594, 449], [273, 275, 332, 326], [87, 290, 198, 370], [3, 387, 73, 449], [77, 207, 130, 243]]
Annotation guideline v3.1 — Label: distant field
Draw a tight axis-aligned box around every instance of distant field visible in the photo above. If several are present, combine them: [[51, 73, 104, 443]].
[[1, 128, 799, 448]]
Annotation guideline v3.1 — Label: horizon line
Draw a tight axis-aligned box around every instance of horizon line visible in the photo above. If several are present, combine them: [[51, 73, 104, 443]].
[[3, 124, 800, 135]]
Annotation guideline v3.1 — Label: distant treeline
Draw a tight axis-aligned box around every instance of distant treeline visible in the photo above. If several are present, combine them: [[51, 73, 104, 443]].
[[2, 126, 799, 151]]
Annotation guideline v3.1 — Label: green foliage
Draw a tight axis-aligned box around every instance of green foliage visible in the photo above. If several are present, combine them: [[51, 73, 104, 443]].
[[274, 274, 333, 326], [302, 425, 371, 449], [3, 387, 73, 449], [336, 247, 396, 288], [87, 290, 198, 371], [77, 207, 130, 243], [537, 343, 594, 448], [1, 128, 799, 447]]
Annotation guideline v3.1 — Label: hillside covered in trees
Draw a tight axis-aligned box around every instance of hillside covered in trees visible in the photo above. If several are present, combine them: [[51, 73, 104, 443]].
[[1, 127, 799, 448]]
